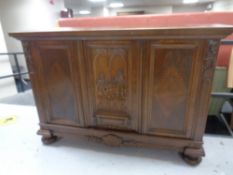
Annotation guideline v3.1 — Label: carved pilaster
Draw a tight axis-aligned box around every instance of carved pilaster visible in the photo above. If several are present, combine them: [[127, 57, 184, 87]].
[[202, 40, 219, 83], [22, 41, 34, 74]]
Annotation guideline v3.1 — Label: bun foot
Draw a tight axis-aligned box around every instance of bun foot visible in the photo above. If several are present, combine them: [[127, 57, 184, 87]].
[[181, 153, 202, 166], [38, 129, 58, 145], [41, 136, 58, 145], [180, 147, 204, 166]]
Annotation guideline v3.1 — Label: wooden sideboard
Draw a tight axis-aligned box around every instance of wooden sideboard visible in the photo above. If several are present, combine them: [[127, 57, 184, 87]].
[[10, 25, 233, 165]]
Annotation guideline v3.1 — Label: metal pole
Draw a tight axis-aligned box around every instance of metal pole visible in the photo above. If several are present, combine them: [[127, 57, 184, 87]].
[[219, 113, 233, 137], [211, 92, 233, 99], [221, 40, 233, 45], [13, 53, 25, 92], [0, 72, 29, 80]]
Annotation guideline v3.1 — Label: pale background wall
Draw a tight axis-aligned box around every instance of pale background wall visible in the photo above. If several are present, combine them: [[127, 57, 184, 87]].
[[0, 21, 17, 98], [0, 0, 64, 98], [0, 0, 65, 73], [173, 4, 209, 13], [74, 4, 211, 17], [212, 0, 233, 11], [73, 6, 173, 17], [109, 6, 173, 16]]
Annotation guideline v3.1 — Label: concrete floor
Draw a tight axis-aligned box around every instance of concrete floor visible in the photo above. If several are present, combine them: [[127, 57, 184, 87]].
[[0, 90, 35, 106], [0, 104, 233, 175]]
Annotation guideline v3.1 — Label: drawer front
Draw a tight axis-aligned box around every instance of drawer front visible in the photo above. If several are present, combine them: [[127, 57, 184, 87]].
[[31, 40, 84, 126], [142, 40, 204, 138], [83, 40, 141, 131]]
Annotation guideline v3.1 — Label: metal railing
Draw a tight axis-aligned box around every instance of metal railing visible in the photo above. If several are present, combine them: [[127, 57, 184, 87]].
[[221, 39, 233, 45], [210, 39, 233, 136], [0, 52, 29, 92]]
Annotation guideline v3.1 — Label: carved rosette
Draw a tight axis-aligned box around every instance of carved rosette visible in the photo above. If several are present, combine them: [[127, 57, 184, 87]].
[[22, 41, 34, 74], [87, 134, 122, 147], [86, 134, 149, 148], [202, 40, 219, 83]]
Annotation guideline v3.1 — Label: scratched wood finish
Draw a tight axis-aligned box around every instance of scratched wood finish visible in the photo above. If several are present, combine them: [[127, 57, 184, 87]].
[[10, 26, 233, 165]]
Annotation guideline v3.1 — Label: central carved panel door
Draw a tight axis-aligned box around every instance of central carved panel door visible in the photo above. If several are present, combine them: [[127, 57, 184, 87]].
[[84, 41, 141, 131]]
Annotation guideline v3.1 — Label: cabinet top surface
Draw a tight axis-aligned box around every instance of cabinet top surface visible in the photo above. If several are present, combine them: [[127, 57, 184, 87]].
[[9, 24, 233, 40]]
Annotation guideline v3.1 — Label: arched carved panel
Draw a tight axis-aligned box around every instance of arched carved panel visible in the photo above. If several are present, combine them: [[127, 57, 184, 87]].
[[94, 48, 128, 113], [85, 41, 141, 131]]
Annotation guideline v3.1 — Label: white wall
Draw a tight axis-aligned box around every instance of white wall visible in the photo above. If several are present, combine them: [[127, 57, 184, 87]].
[[212, 0, 233, 11], [0, 0, 64, 73], [74, 6, 173, 17], [74, 3, 212, 17], [173, 4, 208, 13], [0, 21, 17, 98], [109, 6, 172, 16]]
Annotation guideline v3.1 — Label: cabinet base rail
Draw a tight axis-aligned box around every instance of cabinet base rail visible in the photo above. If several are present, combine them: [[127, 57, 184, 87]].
[[38, 124, 204, 165]]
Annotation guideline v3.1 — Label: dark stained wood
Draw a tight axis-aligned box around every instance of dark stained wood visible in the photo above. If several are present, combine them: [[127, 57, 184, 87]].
[[9, 25, 233, 165], [83, 40, 141, 131], [39, 123, 203, 150], [9, 25, 233, 40], [30, 40, 84, 126], [143, 40, 203, 138]]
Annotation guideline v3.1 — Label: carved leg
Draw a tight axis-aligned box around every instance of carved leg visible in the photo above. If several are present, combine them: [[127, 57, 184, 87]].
[[37, 129, 58, 145], [180, 147, 205, 166]]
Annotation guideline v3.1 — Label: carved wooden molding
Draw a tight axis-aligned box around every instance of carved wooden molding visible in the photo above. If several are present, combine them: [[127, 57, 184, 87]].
[[102, 134, 122, 147], [202, 40, 219, 83], [87, 134, 122, 147], [87, 133, 150, 148], [95, 113, 129, 129], [22, 41, 34, 74]]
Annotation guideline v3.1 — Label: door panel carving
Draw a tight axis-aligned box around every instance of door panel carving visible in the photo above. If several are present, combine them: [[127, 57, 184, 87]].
[[84, 41, 141, 131], [94, 48, 128, 113]]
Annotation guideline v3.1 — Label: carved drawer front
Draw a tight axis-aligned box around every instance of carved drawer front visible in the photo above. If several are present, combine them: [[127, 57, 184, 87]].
[[84, 40, 141, 131], [143, 40, 203, 138], [31, 40, 84, 126]]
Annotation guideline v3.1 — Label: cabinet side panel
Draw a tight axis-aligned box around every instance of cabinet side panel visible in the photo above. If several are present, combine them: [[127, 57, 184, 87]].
[[22, 41, 47, 123], [194, 40, 220, 140]]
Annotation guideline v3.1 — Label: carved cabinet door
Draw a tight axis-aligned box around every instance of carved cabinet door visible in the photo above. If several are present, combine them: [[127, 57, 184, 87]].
[[142, 40, 204, 138], [30, 40, 84, 126], [83, 40, 141, 131]]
